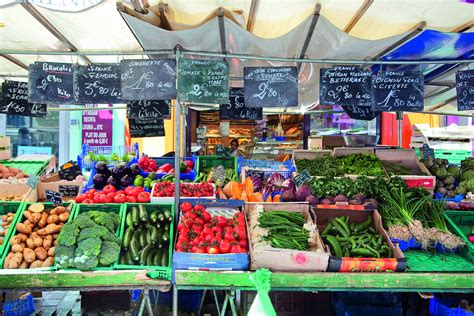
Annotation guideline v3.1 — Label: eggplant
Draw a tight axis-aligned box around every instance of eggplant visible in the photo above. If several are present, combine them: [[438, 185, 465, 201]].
[[94, 161, 109, 175], [93, 173, 108, 189], [120, 174, 133, 187], [129, 164, 142, 177], [107, 175, 120, 189], [112, 162, 127, 179]]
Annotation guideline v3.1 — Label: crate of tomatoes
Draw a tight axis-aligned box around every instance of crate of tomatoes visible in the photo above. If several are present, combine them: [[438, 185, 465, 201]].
[[75, 185, 151, 204], [173, 199, 249, 270]]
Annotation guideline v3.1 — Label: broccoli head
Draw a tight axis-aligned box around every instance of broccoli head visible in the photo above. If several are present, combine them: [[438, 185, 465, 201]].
[[85, 211, 115, 232], [461, 158, 474, 170], [77, 225, 110, 242], [447, 165, 461, 180], [108, 212, 120, 230], [76, 237, 101, 257], [98, 241, 121, 266], [74, 255, 99, 270], [57, 223, 80, 247], [435, 167, 448, 179], [462, 169, 474, 182], [74, 214, 98, 229], [55, 244, 76, 268]]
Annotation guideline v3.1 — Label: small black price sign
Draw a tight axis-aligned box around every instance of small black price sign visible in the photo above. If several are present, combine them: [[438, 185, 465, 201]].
[[58, 185, 80, 197], [1, 81, 47, 118], [245, 169, 265, 181], [219, 87, 263, 120], [128, 118, 165, 138], [127, 100, 171, 120], [294, 170, 312, 187], [456, 70, 474, 111], [58, 162, 82, 181], [45, 189, 62, 205], [422, 144, 435, 161], [28, 62, 74, 104]]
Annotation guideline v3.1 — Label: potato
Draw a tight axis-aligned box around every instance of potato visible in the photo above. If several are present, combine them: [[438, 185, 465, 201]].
[[6, 215, 14, 223], [11, 252, 23, 267], [47, 215, 59, 224], [29, 260, 44, 268], [23, 248, 36, 263], [34, 247, 47, 261], [33, 236, 43, 248], [17, 233, 28, 243], [52, 234, 59, 239], [8, 259, 19, 269], [23, 220, 34, 229], [9, 235, 21, 246], [19, 261, 29, 269], [38, 224, 61, 236], [11, 244, 24, 253], [47, 246, 55, 257], [25, 238, 34, 249], [1, 215, 7, 221], [3, 252, 13, 268], [50, 206, 65, 215], [53, 239, 58, 246], [29, 213, 42, 224], [16, 223, 32, 235], [43, 235, 52, 250], [42, 257, 54, 267], [58, 212, 69, 223], [38, 213, 48, 228], [30, 232, 39, 239], [28, 203, 44, 213]]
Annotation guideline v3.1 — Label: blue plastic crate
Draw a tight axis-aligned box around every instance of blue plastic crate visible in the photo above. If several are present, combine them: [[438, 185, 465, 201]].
[[78, 143, 139, 171], [3, 294, 35, 316], [434, 193, 465, 203], [331, 299, 402, 316], [140, 156, 197, 181], [237, 157, 295, 174], [430, 298, 474, 316], [332, 292, 401, 305], [390, 237, 422, 251]]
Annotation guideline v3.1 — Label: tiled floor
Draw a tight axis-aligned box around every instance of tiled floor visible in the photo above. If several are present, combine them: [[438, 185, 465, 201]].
[[34, 291, 81, 316]]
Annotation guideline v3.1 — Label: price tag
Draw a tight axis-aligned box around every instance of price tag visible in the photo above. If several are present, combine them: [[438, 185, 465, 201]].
[[58, 163, 82, 181], [45, 189, 62, 205], [27, 175, 40, 188], [245, 169, 265, 181], [58, 185, 80, 197], [422, 144, 435, 160], [294, 170, 312, 187]]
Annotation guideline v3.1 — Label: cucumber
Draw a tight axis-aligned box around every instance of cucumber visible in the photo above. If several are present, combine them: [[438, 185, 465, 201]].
[[131, 206, 140, 226], [161, 230, 169, 243], [326, 236, 343, 257], [162, 223, 169, 232], [146, 228, 153, 245], [158, 213, 165, 222], [124, 251, 133, 265], [138, 204, 148, 223], [147, 249, 157, 266], [150, 227, 159, 244], [129, 239, 140, 262], [149, 211, 159, 224], [125, 211, 133, 228], [163, 210, 172, 222], [139, 230, 147, 248], [153, 249, 163, 266], [123, 227, 133, 250], [140, 244, 154, 265], [161, 251, 169, 267]]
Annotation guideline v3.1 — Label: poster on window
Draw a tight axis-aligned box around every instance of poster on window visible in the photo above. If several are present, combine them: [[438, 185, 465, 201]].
[[81, 104, 113, 146]]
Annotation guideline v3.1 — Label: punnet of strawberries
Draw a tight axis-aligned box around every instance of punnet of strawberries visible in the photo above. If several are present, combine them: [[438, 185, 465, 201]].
[[152, 182, 214, 198], [175, 202, 248, 254]]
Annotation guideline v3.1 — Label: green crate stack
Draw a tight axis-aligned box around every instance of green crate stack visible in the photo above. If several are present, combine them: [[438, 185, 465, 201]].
[[434, 150, 472, 165], [0, 160, 49, 176], [115, 203, 174, 280], [444, 210, 474, 262], [404, 250, 474, 272], [0, 202, 26, 260], [72, 203, 125, 271], [0, 202, 76, 271], [196, 156, 238, 178]]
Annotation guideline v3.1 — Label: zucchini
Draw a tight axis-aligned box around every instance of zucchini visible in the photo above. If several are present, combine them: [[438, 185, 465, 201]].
[[124, 251, 133, 265], [158, 212, 165, 222], [138, 204, 148, 223], [147, 249, 157, 266], [162, 223, 170, 232], [123, 227, 133, 250], [163, 210, 172, 222], [161, 230, 169, 243], [140, 244, 154, 265], [153, 249, 163, 266], [146, 228, 153, 245], [125, 211, 133, 228], [129, 239, 140, 262], [132, 228, 142, 242], [326, 236, 343, 257], [139, 230, 147, 248], [150, 227, 159, 244], [149, 211, 159, 224], [131, 206, 140, 226], [161, 251, 169, 267]]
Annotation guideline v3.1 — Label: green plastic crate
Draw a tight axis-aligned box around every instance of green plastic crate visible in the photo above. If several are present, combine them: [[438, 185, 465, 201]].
[[0, 202, 26, 260], [0, 160, 49, 176], [114, 203, 174, 280], [0, 202, 75, 271], [196, 156, 238, 178], [434, 150, 472, 165], [71, 203, 125, 271], [404, 249, 474, 272], [444, 211, 474, 262]]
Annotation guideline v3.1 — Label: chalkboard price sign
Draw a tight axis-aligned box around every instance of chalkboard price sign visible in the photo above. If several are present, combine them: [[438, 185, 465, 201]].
[[58, 163, 82, 181], [127, 100, 171, 120], [28, 62, 74, 104], [244, 67, 298, 108], [128, 118, 165, 138], [372, 71, 424, 112], [178, 59, 229, 104], [456, 70, 474, 111], [219, 88, 263, 120], [45, 189, 62, 205], [342, 105, 379, 121], [73, 64, 122, 104], [1, 81, 47, 118], [320, 66, 372, 107], [58, 185, 80, 197], [120, 59, 177, 101]]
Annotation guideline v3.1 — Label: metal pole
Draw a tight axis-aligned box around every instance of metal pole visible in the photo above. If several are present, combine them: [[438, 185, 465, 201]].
[[173, 45, 181, 230], [182, 105, 187, 157], [172, 286, 179, 316], [396, 111, 403, 147]]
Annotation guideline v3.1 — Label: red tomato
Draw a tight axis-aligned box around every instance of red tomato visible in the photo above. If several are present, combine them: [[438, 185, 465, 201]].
[[113, 193, 127, 203], [180, 202, 193, 213], [202, 211, 212, 223], [75, 194, 86, 203], [127, 196, 138, 203], [194, 247, 206, 254], [128, 188, 141, 197], [224, 232, 235, 241], [82, 198, 93, 204], [148, 160, 158, 171], [193, 204, 206, 212], [234, 227, 247, 241], [102, 185, 116, 194], [124, 186, 135, 195], [219, 240, 231, 253], [194, 217, 204, 226], [137, 192, 150, 203], [217, 216, 227, 228], [238, 239, 248, 249], [93, 195, 101, 204], [207, 247, 220, 254], [184, 160, 194, 169], [230, 245, 241, 253], [116, 190, 125, 195], [106, 192, 116, 200]]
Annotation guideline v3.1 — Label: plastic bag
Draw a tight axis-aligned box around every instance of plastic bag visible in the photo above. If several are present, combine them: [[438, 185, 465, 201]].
[[248, 269, 276, 316]]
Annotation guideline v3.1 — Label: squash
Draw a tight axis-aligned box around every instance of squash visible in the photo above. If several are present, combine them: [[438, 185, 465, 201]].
[[223, 181, 243, 199], [243, 177, 254, 193], [273, 194, 281, 202]]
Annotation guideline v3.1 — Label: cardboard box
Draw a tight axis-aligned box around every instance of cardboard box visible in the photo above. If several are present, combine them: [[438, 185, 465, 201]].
[[0, 184, 37, 202], [37, 181, 83, 202], [333, 147, 375, 156], [308, 136, 346, 150], [245, 202, 329, 272], [173, 199, 249, 271], [376, 148, 436, 191], [315, 208, 406, 272], [0, 137, 10, 160]]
